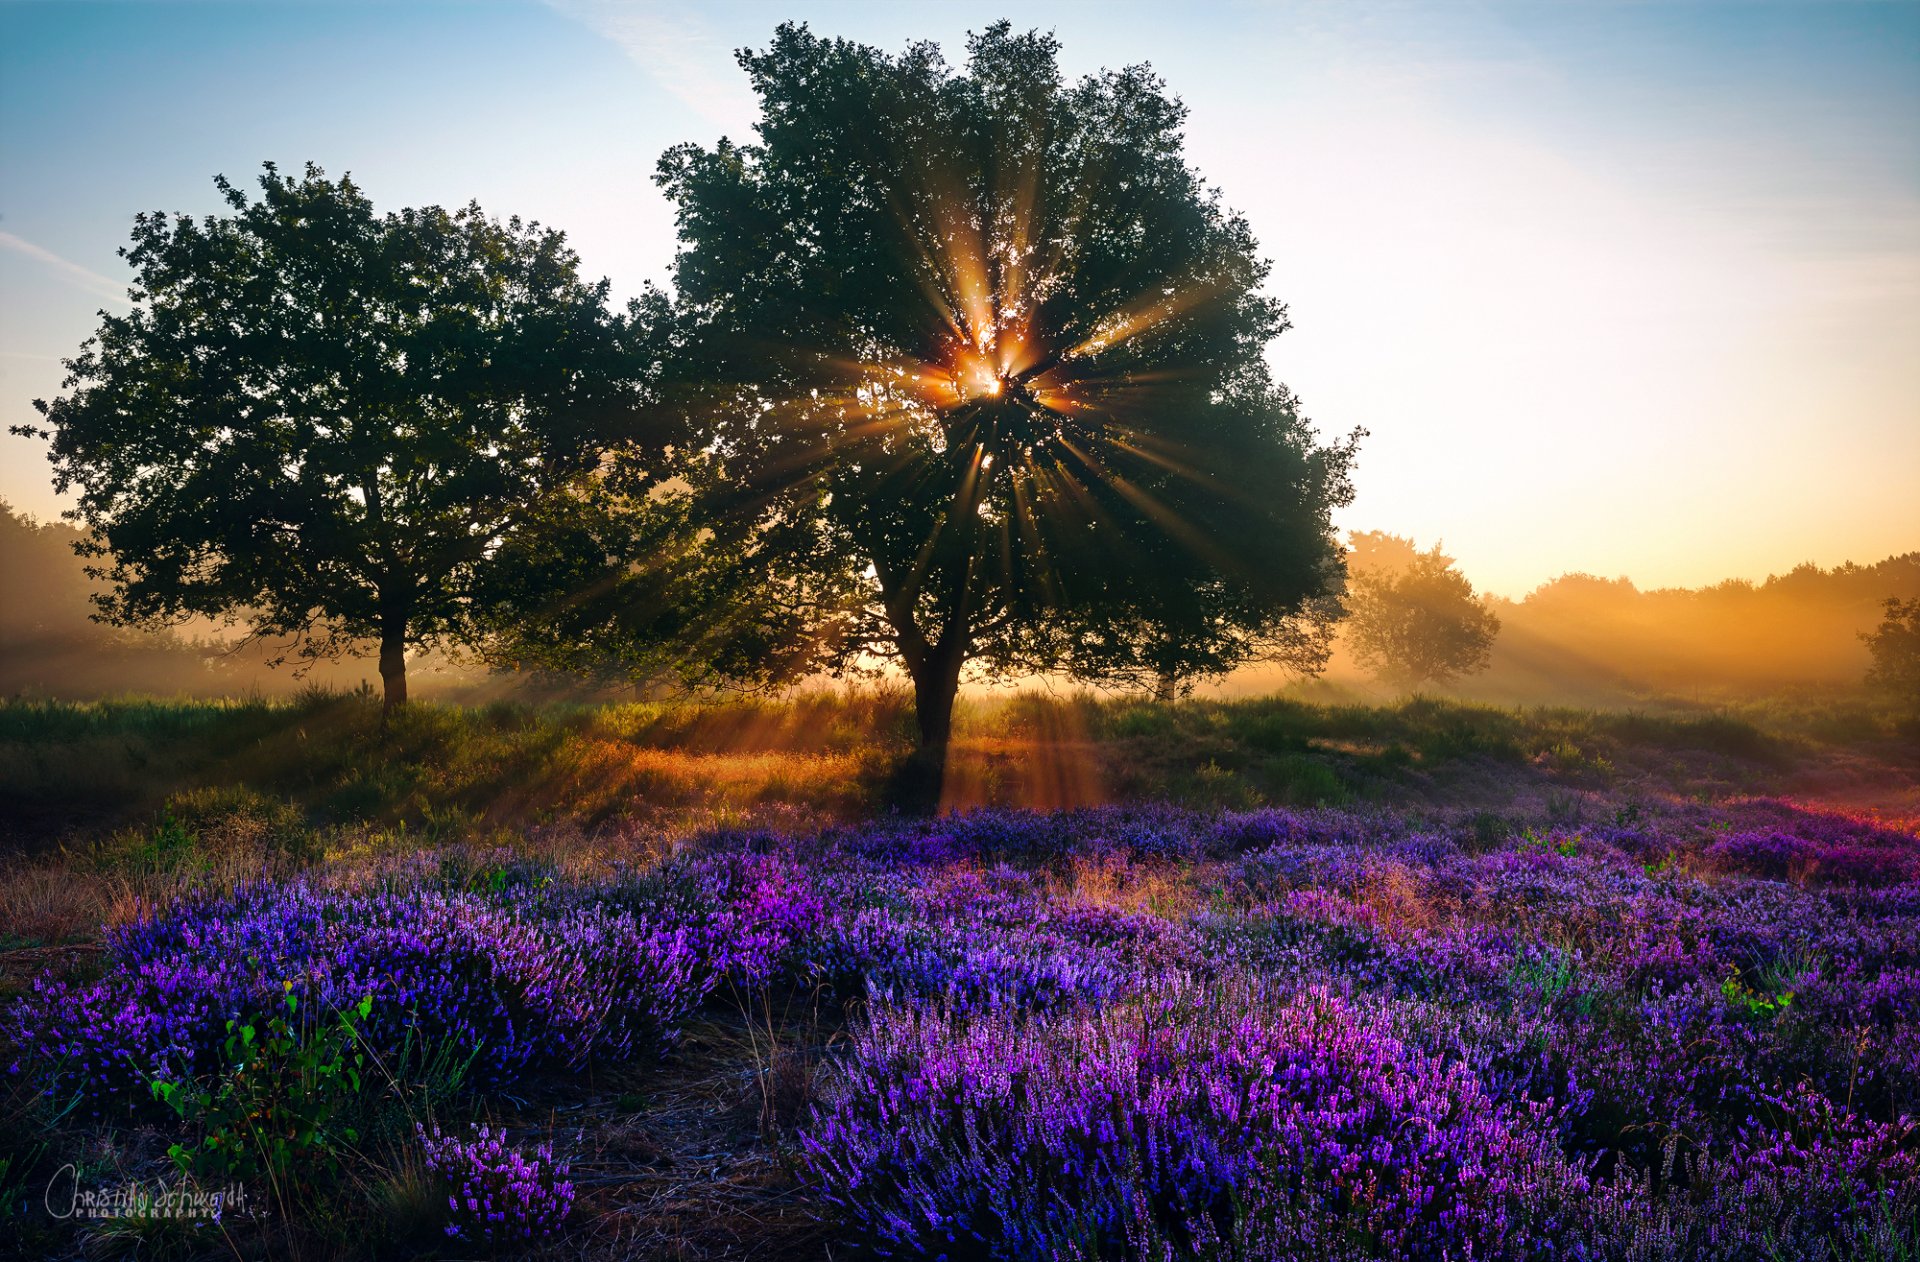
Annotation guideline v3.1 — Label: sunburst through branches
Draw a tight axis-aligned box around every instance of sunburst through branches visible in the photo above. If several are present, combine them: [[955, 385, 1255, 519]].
[[797, 165, 1241, 580], [645, 22, 1355, 793]]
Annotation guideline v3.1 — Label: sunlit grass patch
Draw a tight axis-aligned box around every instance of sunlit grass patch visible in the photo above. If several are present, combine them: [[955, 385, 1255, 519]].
[[0, 687, 1900, 875], [539, 739, 874, 818]]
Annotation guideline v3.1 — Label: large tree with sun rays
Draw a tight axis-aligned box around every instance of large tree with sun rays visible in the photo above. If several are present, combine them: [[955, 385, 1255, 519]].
[[653, 23, 1357, 784]]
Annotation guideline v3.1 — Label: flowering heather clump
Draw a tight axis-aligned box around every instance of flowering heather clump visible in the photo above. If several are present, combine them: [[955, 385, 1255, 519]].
[[1707, 828, 1920, 887], [417, 1121, 575, 1244], [3, 958, 245, 1119], [1716, 1083, 1920, 1245], [801, 980, 1584, 1258], [6, 882, 715, 1113]]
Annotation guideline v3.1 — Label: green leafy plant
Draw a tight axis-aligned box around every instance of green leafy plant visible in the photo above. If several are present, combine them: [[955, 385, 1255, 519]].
[[150, 988, 373, 1193], [1519, 827, 1580, 859], [1720, 968, 1795, 1019]]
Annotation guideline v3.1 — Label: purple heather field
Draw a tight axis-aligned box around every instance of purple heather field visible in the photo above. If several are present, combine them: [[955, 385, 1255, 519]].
[[5, 739, 1918, 1259]]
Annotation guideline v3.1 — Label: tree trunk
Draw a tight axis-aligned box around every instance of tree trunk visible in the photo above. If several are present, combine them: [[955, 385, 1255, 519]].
[[378, 615, 408, 715], [1152, 671, 1178, 704], [875, 473, 982, 810], [913, 661, 961, 757], [890, 644, 965, 813]]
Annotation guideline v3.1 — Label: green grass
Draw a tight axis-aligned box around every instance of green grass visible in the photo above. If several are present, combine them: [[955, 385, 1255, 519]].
[[1, 685, 1898, 869]]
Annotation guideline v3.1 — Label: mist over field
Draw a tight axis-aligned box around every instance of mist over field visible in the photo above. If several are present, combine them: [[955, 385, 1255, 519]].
[[10, 498, 1915, 708]]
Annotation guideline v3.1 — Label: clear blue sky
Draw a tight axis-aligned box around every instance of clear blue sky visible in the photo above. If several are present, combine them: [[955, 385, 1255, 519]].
[[3, 0, 1915, 596]]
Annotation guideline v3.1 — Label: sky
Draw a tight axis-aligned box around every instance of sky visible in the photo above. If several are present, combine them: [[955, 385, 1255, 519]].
[[1, 0, 1915, 599]]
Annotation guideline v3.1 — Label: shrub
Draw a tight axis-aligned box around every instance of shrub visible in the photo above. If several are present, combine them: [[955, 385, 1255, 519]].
[[9, 882, 716, 1115], [5, 958, 248, 1119], [149, 988, 372, 1192]]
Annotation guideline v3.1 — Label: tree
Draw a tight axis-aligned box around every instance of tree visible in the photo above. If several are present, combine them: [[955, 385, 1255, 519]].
[[1344, 532, 1500, 692], [472, 447, 859, 694], [651, 24, 1357, 781], [0, 499, 217, 697], [18, 164, 641, 711], [1109, 576, 1343, 703], [1862, 596, 1920, 716]]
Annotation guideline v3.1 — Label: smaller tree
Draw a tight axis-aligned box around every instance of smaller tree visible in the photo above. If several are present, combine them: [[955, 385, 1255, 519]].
[[19, 164, 641, 711], [1862, 596, 1920, 717], [1344, 532, 1500, 692]]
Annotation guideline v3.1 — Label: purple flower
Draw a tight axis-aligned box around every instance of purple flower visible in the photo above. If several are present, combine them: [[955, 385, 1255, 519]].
[[417, 1121, 574, 1242]]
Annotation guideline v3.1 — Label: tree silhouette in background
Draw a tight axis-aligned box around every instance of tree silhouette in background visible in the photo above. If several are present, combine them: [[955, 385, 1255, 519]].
[[1345, 531, 1500, 693], [1863, 596, 1920, 720], [18, 165, 640, 711], [650, 23, 1357, 788]]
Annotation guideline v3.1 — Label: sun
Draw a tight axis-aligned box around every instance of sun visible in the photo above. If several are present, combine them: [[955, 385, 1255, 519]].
[[951, 346, 1007, 403]]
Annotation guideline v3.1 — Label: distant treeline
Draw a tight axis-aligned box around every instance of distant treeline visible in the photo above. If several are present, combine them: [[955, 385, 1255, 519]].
[[4, 499, 1913, 703], [1233, 552, 1918, 704], [1475, 558, 1920, 700]]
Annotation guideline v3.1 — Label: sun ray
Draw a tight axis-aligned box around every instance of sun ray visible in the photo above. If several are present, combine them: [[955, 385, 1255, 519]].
[[1062, 272, 1236, 360]]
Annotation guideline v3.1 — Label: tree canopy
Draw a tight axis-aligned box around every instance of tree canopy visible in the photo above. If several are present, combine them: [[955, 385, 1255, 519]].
[[651, 23, 1356, 776], [1344, 531, 1500, 693], [470, 445, 854, 695], [19, 163, 641, 709], [1863, 596, 1920, 718]]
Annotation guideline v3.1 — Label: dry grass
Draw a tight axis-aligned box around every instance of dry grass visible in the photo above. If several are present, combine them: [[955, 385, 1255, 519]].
[[533, 1002, 841, 1262], [1053, 850, 1204, 920]]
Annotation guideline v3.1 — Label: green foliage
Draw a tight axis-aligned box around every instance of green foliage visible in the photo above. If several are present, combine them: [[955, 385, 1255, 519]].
[[81, 788, 321, 885], [1345, 532, 1502, 692], [1591, 710, 1782, 763], [353, 1026, 479, 1153], [1720, 968, 1795, 1019], [1263, 755, 1349, 806], [1863, 596, 1920, 717], [150, 989, 373, 1190], [1543, 740, 1616, 780], [1470, 811, 1512, 851], [650, 23, 1356, 755], [1518, 827, 1580, 858], [1506, 949, 1583, 1009], [18, 162, 642, 709], [137, 811, 197, 868], [472, 456, 837, 696]]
